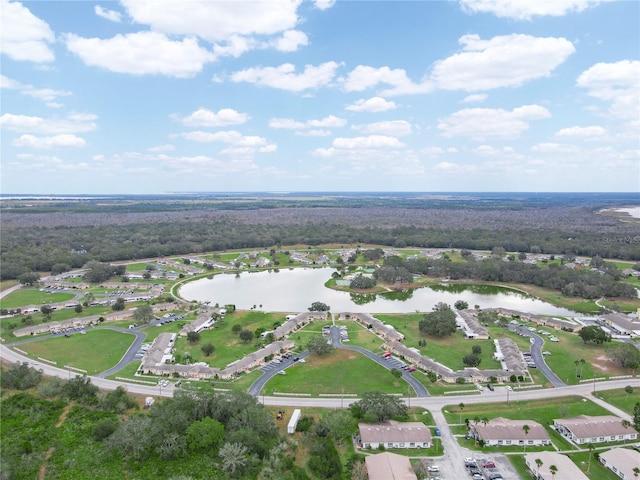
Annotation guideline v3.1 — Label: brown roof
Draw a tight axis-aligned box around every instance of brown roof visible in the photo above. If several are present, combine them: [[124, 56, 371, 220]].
[[365, 452, 417, 480], [554, 415, 638, 439], [359, 421, 432, 445], [474, 418, 549, 441]]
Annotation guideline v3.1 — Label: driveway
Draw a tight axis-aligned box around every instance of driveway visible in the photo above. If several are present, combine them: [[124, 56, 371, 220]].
[[247, 350, 312, 396], [514, 327, 565, 387]]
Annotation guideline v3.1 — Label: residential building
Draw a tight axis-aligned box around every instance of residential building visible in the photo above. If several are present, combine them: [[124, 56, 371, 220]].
[[358, 421, 432, 449], [553, 415, 638, 445], [599, 447, 640, 480], [470, 418, 551, 447], [365, 452, 418, 480], [524, 452, 589, 480]]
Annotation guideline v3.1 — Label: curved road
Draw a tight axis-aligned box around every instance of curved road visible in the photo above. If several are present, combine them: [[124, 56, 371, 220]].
[[516, 326, 565, 387]]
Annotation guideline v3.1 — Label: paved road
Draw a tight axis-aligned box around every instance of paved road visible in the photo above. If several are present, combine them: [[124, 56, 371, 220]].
[[328, 325, 430, 397], [514, 326, 565, 387], [0, 284, 22, 299], [247, 350, 312, 396]]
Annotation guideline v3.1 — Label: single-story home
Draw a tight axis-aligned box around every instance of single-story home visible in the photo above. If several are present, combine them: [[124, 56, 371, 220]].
[[365, 452, 417, 480], [470, 418, 551, 447], [358, 421, 432, 449], [553, 415, 638, 445], [524, 452, 588, 480], [599, 447, 640, 480]]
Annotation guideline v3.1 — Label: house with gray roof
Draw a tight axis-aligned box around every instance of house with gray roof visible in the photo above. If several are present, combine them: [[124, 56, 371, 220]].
[[358, 421, 432, 449], [553, 415, 638, 445]]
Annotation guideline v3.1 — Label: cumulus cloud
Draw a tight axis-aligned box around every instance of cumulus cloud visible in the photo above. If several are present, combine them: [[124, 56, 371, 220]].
[[555, 125, 607, 139], [342, 65, 431, 96], [95, 5, 122, 22], [148, 144, 175, 152], [0, 74, 21, 89], [269, 115, 346, 136], [0, 75, 72, 107], [230, 61, 339, 92], [314, 0, 336, 10], [332, 135, 404, 149], [430, 34, 575, 91], [577, 60, 640, 121], [0, 0, 55, 62], [352, 120, 413, 136], [437, 105, 551, 140], [346, 96, 397, 112], [180, 130, 276, 153], [0, 112, 98, 134], [459, 0, 609, 20], [270, 30, 308, 52], [462, 94, 488, 103], [65, 32, 215, 78], [177, 108, 250, 127], [13, 133, 86, 149]]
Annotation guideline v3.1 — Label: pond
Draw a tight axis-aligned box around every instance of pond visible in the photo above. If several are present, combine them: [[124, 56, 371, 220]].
[[179, 267, 579, 316]]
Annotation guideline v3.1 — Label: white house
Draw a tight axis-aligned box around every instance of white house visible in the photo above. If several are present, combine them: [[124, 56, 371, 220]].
[[471, 418, 551, 447], [599, 447, 640, 480], [553, 415, 638, 445], [524, 452, 588, 480], [358, 421, 432, 449], [365, 452, 417, 480]]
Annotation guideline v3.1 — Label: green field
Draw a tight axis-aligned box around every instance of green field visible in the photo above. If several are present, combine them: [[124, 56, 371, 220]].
[[17, 329, 136, 374], [1, 289, 76, 309], [593, 387, 640, 415], [263, 348, 412, 396]]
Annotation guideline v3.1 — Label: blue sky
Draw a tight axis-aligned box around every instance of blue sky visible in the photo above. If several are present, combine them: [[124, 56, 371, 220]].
[[1, 0, 638, 194]]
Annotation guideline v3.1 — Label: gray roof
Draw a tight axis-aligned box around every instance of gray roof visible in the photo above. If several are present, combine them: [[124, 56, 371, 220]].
[[474, 417, 549, 441], [554, 415, 638, 439], [359, 421, 432, 445], [365, 452, 417, 480]]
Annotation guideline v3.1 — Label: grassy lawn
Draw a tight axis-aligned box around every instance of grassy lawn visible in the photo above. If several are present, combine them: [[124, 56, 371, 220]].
[[261, 349, 411, 396], [175, 310, 286, 367], [508, 453, 619, 480], [1, 289, 76, 309], [17, 329, 136, 374], [593, 387, 640, 415], [106, 361, 142, 380]]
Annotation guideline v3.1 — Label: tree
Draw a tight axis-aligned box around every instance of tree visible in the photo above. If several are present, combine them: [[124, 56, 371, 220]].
[[1, 362, 42, 390], [454, 300, 469, 310], [74, 304, 83, 313], [633, 402, 640, 432], [133, 304, 154, 324], [307, 437, 342, 479], [390, 368, 402, 379], [463, 354, 481, 367], [458, 403, 465, 423], [535, 458, 543, 478], [319, 410, 358, 445], [349, 391, 408, 423], [307, 335, 334, 356], [112, 297, 126, 311], [232, 323, 242, 333], [40, 305, 54, 315], [201, 343, 215, 356], [18, 272, 39, 286], [308, 301, 330, 312], [578, 325, 611, 345], [63, 374, 99, 405], [472, 345, 482, 355], [606, 343, 640, 369], [219, 442, 249, 477], [522, 424, 530, 452], [587, 442, 595, 472], [99, 386, 136, 413], [239, 329, 254, 343], [186, 417, 224, 451], [419, 307, 457, 337], [549, 464, 558, 479], [632, 467, 639, 480], [625, 385, 634, 395], [186, 331, 200, 344]]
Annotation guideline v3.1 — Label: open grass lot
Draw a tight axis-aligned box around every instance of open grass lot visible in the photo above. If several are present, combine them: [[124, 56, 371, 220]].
[[344, 323, 385, 350], [175, 310, 286, 367], [593, 387, 640, 415], [1, 289, 76, 309], [534, 329, 626, 384], [421, 380, 480, 396], [17, 329, 136, 374], [262, 349, 410, 396], [0, 280, 19, 291]]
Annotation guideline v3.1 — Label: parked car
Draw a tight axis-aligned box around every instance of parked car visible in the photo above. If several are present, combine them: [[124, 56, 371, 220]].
[[487, 383, 494, 391], [489, 474, 503, 480], [482, 461, 496, 468], [435, 427, 441, 436], [427, 466, 439, 472]]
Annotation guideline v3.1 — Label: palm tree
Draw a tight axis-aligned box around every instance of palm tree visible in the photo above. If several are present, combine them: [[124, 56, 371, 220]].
[[587, 442, 594, 472], [632, 466, 639, 479], [522, 424, 531, 452], [472, 416, 481, 446], [574, 360, 580, 378], [459, 402, 465, 423], [579, 358, 586, 378], [549, 464, 558, 479], [535, 458, 543, 479], [622, 420, 632, 444], [219, 442, 248, 476]]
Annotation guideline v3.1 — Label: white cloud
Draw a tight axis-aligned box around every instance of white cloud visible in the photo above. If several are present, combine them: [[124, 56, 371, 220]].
[[342, 65, 431, 96], [65, 32, 215, 78], [269, 118, 305, 129], [462, 94, 487, 103], [270, 30, 308, 52], [308, 115, 347, 128], [269, 115, 346, 131], [13, 134, 86, 149], [345, 96, 397, 112], [430, 34, 575, 91], [148, 144, 175, 152], [213, 34, 255, 58], [180, 130, 276, 153], [0, 74, 22, 89], [459, 0, 609, 20], [438, 105, 551, 140], [231, 62, 339, 91], [352, 120, 413, 136], [122, 0, 301, 42], [94, 5, 122, 23], [314, 0, 336, 10], [332, 135, 404, 149], [0, 0, 55, 62], [531, 143, 581, 153], [177, 108, 250, 127], [577, 60, 640, 121], [295, 129, 331, 137], [555, 125, 607, 139], [0, 112, 98, 134], [0, 75, 72, 107]]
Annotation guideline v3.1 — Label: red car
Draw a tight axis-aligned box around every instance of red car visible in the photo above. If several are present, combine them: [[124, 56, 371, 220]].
[[482, 461, 496, 468]]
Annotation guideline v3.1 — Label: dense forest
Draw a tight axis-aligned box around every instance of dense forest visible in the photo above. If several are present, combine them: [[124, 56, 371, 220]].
[[2, 193, 639, 279]]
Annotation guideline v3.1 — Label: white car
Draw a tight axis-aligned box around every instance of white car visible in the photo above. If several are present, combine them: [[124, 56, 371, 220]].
[[505, 385, 513, 391], [427, 466, 440, 472]]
